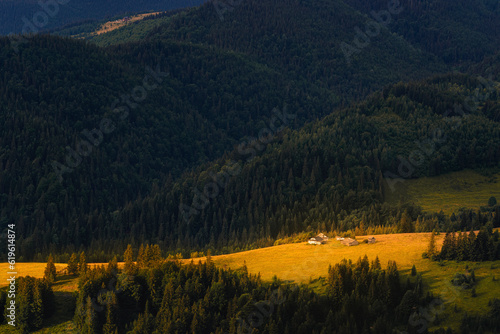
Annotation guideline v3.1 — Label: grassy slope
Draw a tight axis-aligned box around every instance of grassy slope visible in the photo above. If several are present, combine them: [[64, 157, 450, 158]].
[[187, 232, 500, 331], [1, 234, 499, 331], [386, 169, 500, 215]]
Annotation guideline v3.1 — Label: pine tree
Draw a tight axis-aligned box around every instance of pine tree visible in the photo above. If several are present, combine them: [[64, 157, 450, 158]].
[[67, 253, 79, 275], [371, 256, 381, 271], [16, 284, 31, 333], [102, 292, 119, 334], [457, 232, 467, 261], [124, 244, 138, 275], [411, 265, 417, 276], [131, 301, 154, 333], [44, 254, 57, 283], [32, 281, 44, 330], [107, 256, 118, 275], [74, 294, 87, 329], [427, 231, 437, 258], [148, 244, 162, 267], [82, 296, 99, 334], [386, 260, 401, 307], [137, 244, 146, 269], [468, 230, 477, 259], [78, 251, 88, 274]]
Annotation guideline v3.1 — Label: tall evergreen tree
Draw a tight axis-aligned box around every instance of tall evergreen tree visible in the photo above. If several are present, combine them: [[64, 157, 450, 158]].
[[78, 252, 88, 274], [44, 254, 57, 283], [67, 253, 79, 275], [124, 244, 138, 275], [427, 231, 437, 258]]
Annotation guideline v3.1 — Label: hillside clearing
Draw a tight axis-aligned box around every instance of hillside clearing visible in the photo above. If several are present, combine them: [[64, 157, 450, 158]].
[[386, 169, 500, 215]]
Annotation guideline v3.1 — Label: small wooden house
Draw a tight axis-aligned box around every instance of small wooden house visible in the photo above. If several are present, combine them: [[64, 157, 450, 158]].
[[317, 233, 329, 241], [341, 238, 359, 246], [308, 236, 325, 245]]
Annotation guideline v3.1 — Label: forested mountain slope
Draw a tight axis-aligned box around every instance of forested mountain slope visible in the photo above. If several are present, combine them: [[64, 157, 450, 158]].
[[69, 74, 500, 257], [1, 0, 500, 260], [150, 0, 445, 101], [344, 0, 500, 66], [0, 33, 336, 260]]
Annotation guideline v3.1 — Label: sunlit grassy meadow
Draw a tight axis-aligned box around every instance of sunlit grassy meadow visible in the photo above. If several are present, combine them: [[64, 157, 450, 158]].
[[386, 169, 499, 215]]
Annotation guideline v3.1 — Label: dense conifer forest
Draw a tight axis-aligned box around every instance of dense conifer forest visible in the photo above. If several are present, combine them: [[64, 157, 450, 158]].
[[1, 0, 499, 260], [69, 254, 439, 334], [1, 0, 500, 332]]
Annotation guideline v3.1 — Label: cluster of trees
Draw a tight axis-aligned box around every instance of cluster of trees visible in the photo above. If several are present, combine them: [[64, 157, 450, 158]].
[[0, 276, 54, 333], [325, 256, 438, 333], [438, 227, 500, 261], [72, 249, 437, 334], [67, 252, 90, 275]]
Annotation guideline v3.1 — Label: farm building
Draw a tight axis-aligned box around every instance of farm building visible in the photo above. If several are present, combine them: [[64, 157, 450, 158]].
[[317, 233, 329, 240], [308, 236, 326, 245], [367, 237, 376, 244], [341, 238, 359, 246]]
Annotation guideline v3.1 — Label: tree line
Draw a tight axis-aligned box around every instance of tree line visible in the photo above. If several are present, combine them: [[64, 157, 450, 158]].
[[70, 248, 444, 333]]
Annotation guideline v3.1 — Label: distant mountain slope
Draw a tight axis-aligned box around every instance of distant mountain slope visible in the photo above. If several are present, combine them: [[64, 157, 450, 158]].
[[150, 0, 445, 101], [52, 11, 182, 47], [344, 0, 500, 66], [0, 0, 205, 35]]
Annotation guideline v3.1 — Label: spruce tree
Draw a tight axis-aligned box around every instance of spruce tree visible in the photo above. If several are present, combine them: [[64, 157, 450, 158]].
[[149, 244, 162, 267], [137, 244, 145, 269], [32, 281, 44, 330], [427, 231, 437, 258], [44, 254, 57, 283], [107, 256, 118, 275], [124, 244, 138, 275], [78, 251, 88, 274], [67, 253, 79, 275], [102, 292, 119, 334], [82, 296, 99, 334]]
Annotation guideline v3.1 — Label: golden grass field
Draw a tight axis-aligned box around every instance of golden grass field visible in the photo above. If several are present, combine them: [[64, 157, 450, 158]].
[[386, 169, 500, 215], [1, 233, 442, 287], [1, 232, 499, 332], [183, 232, 500, 331], [185, 233, 445, 282]]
